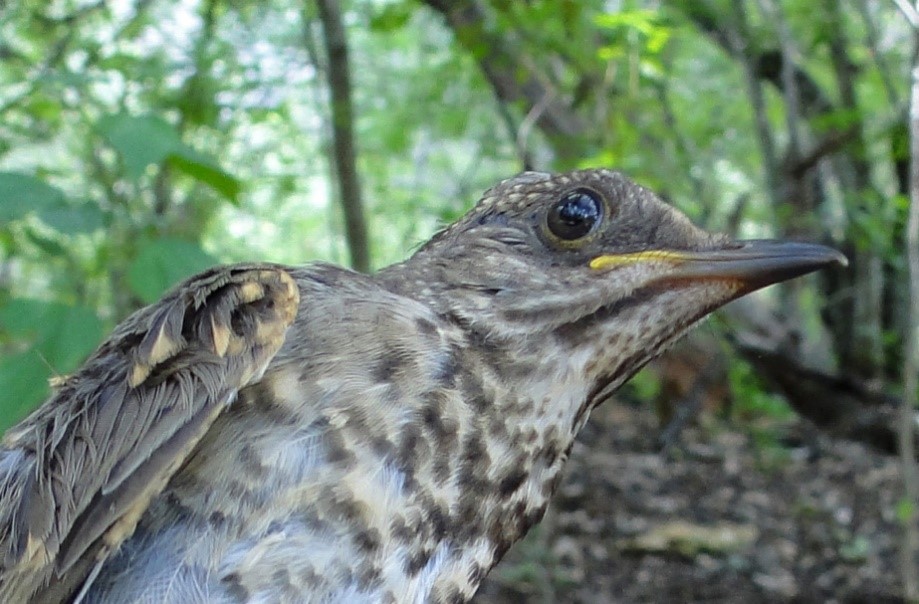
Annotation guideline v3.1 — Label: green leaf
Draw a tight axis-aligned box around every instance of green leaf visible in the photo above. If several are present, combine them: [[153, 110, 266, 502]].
[[96, 113, 183, 178], [95, 113, 239, 200], [42, 70, 93, 89], [0, 299, 39, 336], [0, 172, 66, 221], [127, 238, 218, 303], [24, 95, 63, 122], [169, 146, 241, 204], [0, 353, 52, 432], [23, 227, 67, 257], [0, 298, 104, 430], [0, 299, 104, 371], [897, 497, 916, 523], [37, 203, 106, 234], [39, 305, 104, 371], [369, 2, 412, 31]]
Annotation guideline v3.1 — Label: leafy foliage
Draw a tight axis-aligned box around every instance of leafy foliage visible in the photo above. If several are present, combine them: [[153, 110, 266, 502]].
[[127, 238, 218, 303]]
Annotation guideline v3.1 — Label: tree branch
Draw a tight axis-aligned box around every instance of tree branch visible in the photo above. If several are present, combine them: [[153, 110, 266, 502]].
[[422, 0, 587, 164], [315, 0, 370, 273]]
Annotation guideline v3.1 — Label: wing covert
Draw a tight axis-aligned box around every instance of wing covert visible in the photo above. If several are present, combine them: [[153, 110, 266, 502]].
[[0, 263, 300, 603]]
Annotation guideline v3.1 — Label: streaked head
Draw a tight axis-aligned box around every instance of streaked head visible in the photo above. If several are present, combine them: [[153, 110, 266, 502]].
[[399, 168, 844, 411]]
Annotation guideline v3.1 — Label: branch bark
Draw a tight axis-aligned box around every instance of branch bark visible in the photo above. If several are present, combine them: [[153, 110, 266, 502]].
[[422, 0, 588, 164], [726, 0, 781, 206], [315, 0, 371, 273], [676, 0, 834, 118]]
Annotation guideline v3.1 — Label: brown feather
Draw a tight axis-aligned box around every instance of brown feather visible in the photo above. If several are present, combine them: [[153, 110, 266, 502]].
[[0, 264, 299, 603]]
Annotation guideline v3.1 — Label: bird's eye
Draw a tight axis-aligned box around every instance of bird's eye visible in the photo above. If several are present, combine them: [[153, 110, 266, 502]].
[[546, 189, 603, 241]]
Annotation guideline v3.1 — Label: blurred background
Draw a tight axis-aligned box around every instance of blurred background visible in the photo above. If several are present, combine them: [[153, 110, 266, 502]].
[[1, 0, 917, 601]]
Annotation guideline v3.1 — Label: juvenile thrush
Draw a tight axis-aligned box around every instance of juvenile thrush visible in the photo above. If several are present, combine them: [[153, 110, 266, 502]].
[[0, 169, 844, 603]]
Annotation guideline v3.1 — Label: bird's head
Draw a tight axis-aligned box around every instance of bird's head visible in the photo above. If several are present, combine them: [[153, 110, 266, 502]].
[[395, 168, 844, 415]]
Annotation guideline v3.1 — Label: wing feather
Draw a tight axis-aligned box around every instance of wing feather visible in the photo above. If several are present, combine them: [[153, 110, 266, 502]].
[[0, 263, 300, 603]]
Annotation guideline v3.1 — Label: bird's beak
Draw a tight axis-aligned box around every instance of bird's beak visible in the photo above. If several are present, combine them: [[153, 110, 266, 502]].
[[590, 240, 847, 288]]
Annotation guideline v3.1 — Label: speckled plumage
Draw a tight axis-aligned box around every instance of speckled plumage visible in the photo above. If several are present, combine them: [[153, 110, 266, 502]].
[[0, 169, 843, 603]]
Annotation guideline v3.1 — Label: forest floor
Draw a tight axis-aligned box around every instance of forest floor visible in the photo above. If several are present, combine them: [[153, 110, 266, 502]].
[[475, 391, 904, 604]]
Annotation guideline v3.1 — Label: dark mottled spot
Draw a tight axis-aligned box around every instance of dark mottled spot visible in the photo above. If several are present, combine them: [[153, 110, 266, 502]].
[[466, 325, 501, 355], [338, 567, 356, 586], [322, 428, 356, 469], [374, 354, 402, 384], [542, 469, 567, 497], [392, 512, 426, 550], [541, 442, 575, 496], [239, 443, 266, 476], [460, 372, 491, 413], [406, 547, 432, 575], [497, 467, 527, 496], [488, 417, 509, 439], [432, 453, 451, 486], [416, 317, 438, 336], [555, 286, 657, 345], [230, 307, 251, 338], [357, 563, 382, 589], [299, 508, 332, 537], [488, 502, 546, 553], [272, 568, 292, 591], [458, 429, 488, 480], [431, 350, 458, 388], [463, 429, 491, 468], [208, 511, 226, 528], [355, 528, 382, 552], [455, 430, 490, 527], [227, 480, 251, 503], [541, 439, 562, 467], [163, 492, 194, 522], [221, 572, 249, 601], [301, 566, 322, 587], [342, 405, 370, 436], [411, 489, 438, 537], [492, 540, 513, 565], [371, 434, 396, 458], [523, 505, 548, 533], [421, 394, 445, 435], [454, 492, 484, 544], [429, 504, 449, 540], [322, 484, 365, 525], [446, 586, 466, 604], [422, 391, 459, 453], [563, 439, 575, 459], [245, 381, 298, 426], [397, 423, 423, 481], [468, 561, 486, 587], [310, 415, 330, 431], [391, 515, 413, 543]]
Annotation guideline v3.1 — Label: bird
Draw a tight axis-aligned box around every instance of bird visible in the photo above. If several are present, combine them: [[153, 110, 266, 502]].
[[0, 168, 844, 603]]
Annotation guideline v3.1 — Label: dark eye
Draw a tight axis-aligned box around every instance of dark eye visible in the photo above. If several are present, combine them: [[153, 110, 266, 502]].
[[546, 189, 603, 241]]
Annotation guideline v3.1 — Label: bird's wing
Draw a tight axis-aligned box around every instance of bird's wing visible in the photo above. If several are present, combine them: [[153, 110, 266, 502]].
[[0, 263, 300, 602]]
